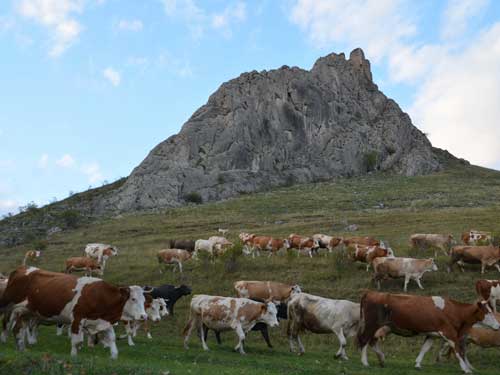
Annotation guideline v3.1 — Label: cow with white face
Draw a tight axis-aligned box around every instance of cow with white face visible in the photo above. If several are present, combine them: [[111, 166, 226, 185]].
[[0, 266, 146, 359], [183, 295, 279, 354], [122, 296, 168, 345]]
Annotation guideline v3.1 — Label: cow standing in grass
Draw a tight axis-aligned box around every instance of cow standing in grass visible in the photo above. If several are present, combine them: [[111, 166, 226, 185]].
[[351, 244, 394, 271], [84, 243, 118, 272], [449, 245, 500, 274], [410, 233, 454, 257], [157, 249, 192, 274], [462, 230, 492, 245], [475, 279, 500, 312], [65, 257, 103, 276]]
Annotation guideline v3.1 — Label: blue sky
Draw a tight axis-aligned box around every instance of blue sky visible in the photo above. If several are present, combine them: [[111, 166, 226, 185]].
[[1, 0, 500, 215]]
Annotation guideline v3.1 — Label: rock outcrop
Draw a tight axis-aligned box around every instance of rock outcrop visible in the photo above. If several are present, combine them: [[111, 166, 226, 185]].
[[96, 48, 440, 212]]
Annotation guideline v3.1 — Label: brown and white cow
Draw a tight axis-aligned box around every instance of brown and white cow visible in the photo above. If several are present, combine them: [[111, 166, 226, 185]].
[[234, 281, 301, 303], [410, 233, 454, 257], [183, 295, 279, 354], [22, 250, 41, 266], [84, 243, 118, 271], [462, 230, 492, 246], [372, 257, 438, 292], [249, 236, 273, 258], [266, 238, 290, 256], [342, 236, 380, 248], [65, 257, 103, 276], [288, 234, 320, 258], [239, 233, 256, 256], [157, 249, 192, 273], [0, 266, 147, 358], [312, 234, 343, 253], [476, 279, 500, 312], [357, 291, 499, 373], [351, 244, 394, 271], [287, 293, 360, 359], [121, 296, 167, 346], [449, 245, 500, 274]]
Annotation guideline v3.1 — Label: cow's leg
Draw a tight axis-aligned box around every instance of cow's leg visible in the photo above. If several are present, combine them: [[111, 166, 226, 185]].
[[126, 322, 135, 346], [56, 324, 64, 336], [361, 344, 370, 367], [439, 332, 471, 373], [70, 320, 84, 357], [183, 317, 195, 349], [481, 262, 486, 274], [26, 319, 38, 345], [178, 260, 183, 274], [416, 276, 424, 290], [376, 279, 381, 290], [296, 334, 305, 354], [334, 327, 348, 360], [234, 324, 246, 355], [404, 275, 410, 292], [415, 336, 433, 368], [366, 263, 370, 272], [1, 312, 9, 343], [372, 340, 385, 367], [100, 326, 118, 359], [199, 322, 209, 351], [260, 326, 273, 349]]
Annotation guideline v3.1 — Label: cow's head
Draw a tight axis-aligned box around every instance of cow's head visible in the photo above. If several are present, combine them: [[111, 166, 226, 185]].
[[95, 264, 104, 276], [428, 258, 438, 271], [34, 251, 42, 258], [475, 301, 500, 330], [121, 286, 147, 321], [156, 298, 169, 317], [147, 298, 165, 322], [283, 239, 291, 250], [177, 284, 192, 296], [290, 284, 302, 296], [260, 302, 279, 328], [329, 237, 342, 249], [312, 239, 320, 249]]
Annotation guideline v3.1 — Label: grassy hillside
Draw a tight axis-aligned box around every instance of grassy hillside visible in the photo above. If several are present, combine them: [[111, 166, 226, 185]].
[[2, 164, 500, 374]]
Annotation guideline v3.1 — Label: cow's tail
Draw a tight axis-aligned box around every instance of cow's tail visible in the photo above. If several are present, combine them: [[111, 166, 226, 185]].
[[0, 268, 27, 310], [356, 291, 381, 349]]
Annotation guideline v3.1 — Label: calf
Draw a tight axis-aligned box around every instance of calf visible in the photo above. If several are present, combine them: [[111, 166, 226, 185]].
[[372, 257, 438, 292], [342, 236, 379, 248], [234, 280, 301, 303], [0, 266, 146, 358], [357, 291, 499, 373], [65, 257, 103, 276], [449, 245, 500, 274], [476, 279, 500, 312], [22, 250, 41, 266], [462, 230, 492, 246], [183, 295, 279, 354], [312, 234, 342, 253], [84, 243, 118, 271], [287, 293, 360, 359], [145, 284, 192, 316], [157, 249, 192, 273], [410, 233, 454, 257], [168, 239, 195, 252], [351, 244, 394, 271]]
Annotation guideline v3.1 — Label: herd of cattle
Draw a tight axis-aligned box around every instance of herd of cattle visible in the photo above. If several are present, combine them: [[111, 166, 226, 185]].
[[1, 228, 500, 373]]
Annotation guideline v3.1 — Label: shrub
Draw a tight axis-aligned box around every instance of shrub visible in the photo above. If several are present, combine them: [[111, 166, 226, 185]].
[[19, 201, 38, 214], [32, 239, 48, 251], [184, 192, 203, 204], [363, 151, 379, 172], [222, 244, 243, 273], [217, 174, 225, 184], [59, 210, 81, 229]]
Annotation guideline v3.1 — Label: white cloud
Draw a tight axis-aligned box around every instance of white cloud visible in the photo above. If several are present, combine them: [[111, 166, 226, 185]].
[[161, 0, 205, 39], [56, 153, 75, 168], [441, 0, 489, 40], [410, 23, 500, 168], [103, 67, 121, 86], [117, 19, 143, 32], [290, 0, 416, 62], [17, 0, 84, 57], [38, 153, 49, 168], [212, 1, 246, 37], [81, 162, 103, 184], [0, 199, 19, 216]]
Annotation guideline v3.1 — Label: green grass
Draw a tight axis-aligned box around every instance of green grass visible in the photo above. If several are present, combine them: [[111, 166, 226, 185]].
[[2, 164, 500, 374]]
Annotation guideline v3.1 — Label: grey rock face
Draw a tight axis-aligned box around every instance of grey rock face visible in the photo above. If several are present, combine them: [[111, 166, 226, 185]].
[[95, 48, 440, 213]]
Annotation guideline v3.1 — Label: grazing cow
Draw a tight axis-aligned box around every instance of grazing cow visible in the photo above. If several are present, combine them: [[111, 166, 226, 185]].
[[157, 249, 192, 273], [462, 230, 492, 246], [351, 244, 394, 271], [183, 295, 279, 354], [168, 239, 195, 252], [22, 250, 41, 266], [234, 281, 301, 303], [287, 293, 360, 359], [410, 233, 454, 257], [204, 302, 288, 349], [288, 235, 320, 257], [312, 234, 342, 253], [65, 257, 103, 276], [372, 257, 438, 292], [475, 279, 500, 312], [342, 236, 380, 248], [121, 297, 167, 346], [84, 243, 118, 271], [0, 266, 147, 358], [449, 245, 500, 274], [144, 284, 192, 316], [357, 291, 499, 373], [194, 239, 222, 259]]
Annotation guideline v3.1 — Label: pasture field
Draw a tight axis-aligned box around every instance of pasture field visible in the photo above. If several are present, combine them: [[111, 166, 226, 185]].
[[2, 164, 500, 374]]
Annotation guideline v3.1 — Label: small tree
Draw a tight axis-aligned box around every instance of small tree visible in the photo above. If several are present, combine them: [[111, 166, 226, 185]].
[[363, 151, 379, 172], [184, 192, 203, 204], [59, 210, 81, 229]]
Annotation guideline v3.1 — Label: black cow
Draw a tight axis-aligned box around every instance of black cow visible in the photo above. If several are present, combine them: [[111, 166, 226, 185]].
[[144, 284, 192, 315], [168, 239, 195, 252], [203, 302, 288, 348]]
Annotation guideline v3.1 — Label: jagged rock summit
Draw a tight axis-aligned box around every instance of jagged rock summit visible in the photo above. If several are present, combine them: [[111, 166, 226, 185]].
[[97, 48, 440, 213]]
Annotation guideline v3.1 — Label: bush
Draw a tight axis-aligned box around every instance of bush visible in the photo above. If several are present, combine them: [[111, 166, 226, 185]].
[[32, 239, 48, 251], [59, 210, 81, 229], [222, 244, 243, 273], [19, 201, 38, 214], [184, 192, 203, 204], [363, 151, 379, 172], [217, 174, 225, 184]]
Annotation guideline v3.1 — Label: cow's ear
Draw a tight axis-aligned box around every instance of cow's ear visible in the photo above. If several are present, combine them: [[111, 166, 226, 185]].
[[120, 287, 130, 299]]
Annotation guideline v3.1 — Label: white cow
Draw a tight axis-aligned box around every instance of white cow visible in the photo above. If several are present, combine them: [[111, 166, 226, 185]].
[[287, 293, 360, 359], [84, 243, 118, 271], [183, 295, 279, 354], [121, 297, 168, 346], [194, 239, 222, 258], [373, 257, 438, 292]]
